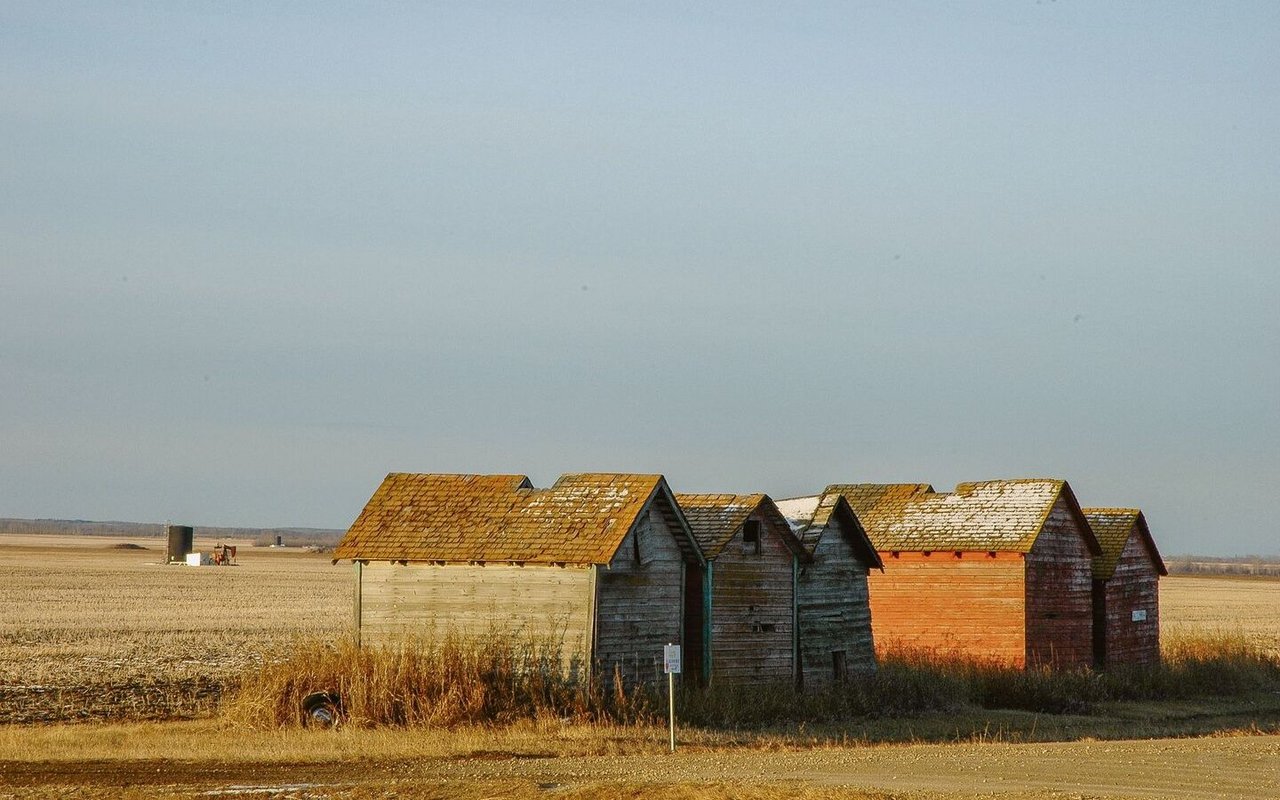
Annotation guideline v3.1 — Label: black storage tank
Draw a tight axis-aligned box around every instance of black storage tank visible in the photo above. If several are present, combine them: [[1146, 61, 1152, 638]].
[[166, 524, 194, 563]]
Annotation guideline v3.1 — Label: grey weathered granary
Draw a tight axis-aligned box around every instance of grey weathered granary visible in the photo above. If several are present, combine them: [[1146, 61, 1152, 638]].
[[773, 492, 883, 684], [333, 473, 704, 688], [1083, 508, 1167, 668], [675, 493, 807, 686], [837, 479, 1102, 669]]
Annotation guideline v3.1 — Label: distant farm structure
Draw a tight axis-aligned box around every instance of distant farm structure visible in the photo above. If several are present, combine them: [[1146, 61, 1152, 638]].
[[1165, 556, 1280, 577]]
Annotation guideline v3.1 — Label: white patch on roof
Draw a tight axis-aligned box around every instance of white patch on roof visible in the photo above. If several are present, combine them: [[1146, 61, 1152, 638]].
[[870, 479, 1064, 551], [774, 495, 820, 532]]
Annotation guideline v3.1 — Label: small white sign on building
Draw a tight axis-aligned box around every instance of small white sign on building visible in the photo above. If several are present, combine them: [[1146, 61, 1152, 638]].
[[663, 644, 682, 674], [1132, 609, 1148, 623]]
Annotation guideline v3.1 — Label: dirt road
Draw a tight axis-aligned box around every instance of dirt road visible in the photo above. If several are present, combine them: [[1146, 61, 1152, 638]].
[[3, 734, 1277, 799]]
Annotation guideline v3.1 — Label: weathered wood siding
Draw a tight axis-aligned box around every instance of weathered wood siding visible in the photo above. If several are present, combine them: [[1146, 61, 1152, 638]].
[[1024, 497, 1095, 668], [594, 508, 685, 688], [1095, 533, 1161, 667], [796, 518, 876, 686], [867, 552, 1027, 664], [707, 509, 795, 685], [358, 562, 593, 668]]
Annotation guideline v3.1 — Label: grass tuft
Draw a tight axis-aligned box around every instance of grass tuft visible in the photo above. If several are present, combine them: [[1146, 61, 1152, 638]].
[[224, 633, 656, 729]]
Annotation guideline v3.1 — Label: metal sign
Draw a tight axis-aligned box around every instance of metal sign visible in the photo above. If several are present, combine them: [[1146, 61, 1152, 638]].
[[1131, 609, 1148, 622], [663, 643, 680, 753], [663, 644, 682, 674]]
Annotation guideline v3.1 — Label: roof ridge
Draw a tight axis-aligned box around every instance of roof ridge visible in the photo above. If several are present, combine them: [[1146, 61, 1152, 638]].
[[676, 491, 765, 502], [556, 472, 664, 479], [384, 471, 531, 480], [952, 477, 1066, 491]]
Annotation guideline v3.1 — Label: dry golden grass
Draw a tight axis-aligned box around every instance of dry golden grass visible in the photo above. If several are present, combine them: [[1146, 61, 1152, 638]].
[[0, 718, 670, 761], [0, 533, 347, 722]]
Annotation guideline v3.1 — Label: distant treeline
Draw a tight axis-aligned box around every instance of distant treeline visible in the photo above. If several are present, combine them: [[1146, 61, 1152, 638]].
[[0, 518, 345, 548], [1166, 555, 1280, 578]]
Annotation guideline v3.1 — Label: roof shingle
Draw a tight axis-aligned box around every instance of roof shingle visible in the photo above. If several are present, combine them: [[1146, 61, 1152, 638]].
[[334, 472, 682, 565]]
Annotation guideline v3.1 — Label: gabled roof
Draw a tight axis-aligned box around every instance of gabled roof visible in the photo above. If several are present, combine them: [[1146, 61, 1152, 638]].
[[774, 492, 884, 570], [829, 479, 1102, 556], [675, 493, 807, 561], [830, 483, 936, 529], [334, 472, 701, 566], [1082, 508, 1168, 580]]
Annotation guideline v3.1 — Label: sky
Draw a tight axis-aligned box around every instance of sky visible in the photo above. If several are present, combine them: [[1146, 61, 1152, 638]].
[[1, 2, 1277, 555]]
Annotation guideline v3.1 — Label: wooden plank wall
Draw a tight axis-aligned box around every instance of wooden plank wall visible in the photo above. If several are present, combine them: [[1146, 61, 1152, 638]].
[[359, 562, 593, 670], [1024, 497, 1095, 668], [707, 509, 795, 685], [1097, 532, 1162, 666], [594, 507, 685, 689], [868, 552, 1026, 665], [797, 517, 876, 686]]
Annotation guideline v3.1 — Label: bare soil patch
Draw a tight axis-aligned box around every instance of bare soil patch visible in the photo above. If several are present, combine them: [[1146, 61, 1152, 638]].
[[1, 733, 1277, 799]]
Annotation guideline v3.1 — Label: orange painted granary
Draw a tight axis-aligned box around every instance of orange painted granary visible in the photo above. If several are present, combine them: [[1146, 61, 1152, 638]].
[[870, 551, 1027, 663], [838, 480, 1102, 669]]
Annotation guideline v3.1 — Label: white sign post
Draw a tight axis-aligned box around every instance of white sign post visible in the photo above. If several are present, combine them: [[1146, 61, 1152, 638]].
[[663, 643, 681, 753]]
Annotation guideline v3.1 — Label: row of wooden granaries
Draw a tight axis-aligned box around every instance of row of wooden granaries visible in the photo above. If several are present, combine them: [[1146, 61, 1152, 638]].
[[333, 473, 1167, 689]]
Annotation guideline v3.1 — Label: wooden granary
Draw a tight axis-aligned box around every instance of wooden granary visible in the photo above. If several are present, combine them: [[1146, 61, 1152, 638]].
[[333, 473, 703, 688], [774, 492, 884, 684], [675, 493, 807, 685], [1083, 508, 1167, 668], [836, 479, 1102, 669]]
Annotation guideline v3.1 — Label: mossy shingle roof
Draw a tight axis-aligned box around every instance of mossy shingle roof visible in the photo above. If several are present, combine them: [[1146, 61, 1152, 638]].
[[1083, 507, 1167, 580], [335, 472, 687, 565], [674, 493, 806, 560], [829, 479, 1101, 555]]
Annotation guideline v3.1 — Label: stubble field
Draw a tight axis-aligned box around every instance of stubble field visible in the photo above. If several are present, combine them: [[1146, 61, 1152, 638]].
[[2, 533, 1279, 799], [0, 534, 348, 724], [1161, 573, 1280, 655]]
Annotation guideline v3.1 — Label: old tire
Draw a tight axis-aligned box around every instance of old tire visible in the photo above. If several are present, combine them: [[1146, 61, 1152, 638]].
[[301, 691, 342, 728]]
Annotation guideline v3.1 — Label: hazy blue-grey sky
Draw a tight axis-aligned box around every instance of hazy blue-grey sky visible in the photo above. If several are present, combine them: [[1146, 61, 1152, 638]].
[[2, 3, 1277, 555]]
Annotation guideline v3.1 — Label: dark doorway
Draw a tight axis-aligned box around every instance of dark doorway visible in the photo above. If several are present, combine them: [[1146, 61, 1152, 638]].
[[832, 650, 847, 683], [1091, 578, 1107, 668]]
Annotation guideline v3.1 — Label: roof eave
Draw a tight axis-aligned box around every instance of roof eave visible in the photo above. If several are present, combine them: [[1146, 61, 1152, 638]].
[[1057, 481, 1104, 557], [1133, 511, 1168, 576], [831, 496, 884, 571], [651, 478, 706, 568]]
